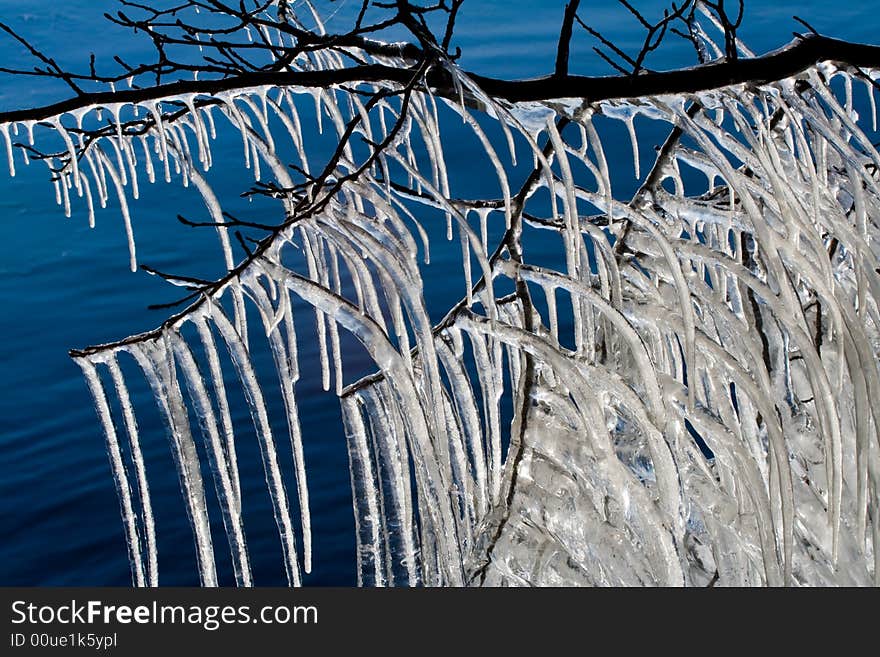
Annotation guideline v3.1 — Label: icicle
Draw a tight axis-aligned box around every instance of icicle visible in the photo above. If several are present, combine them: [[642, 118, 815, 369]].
[[362, 383, 419, 585], [106, 356, 158, 587], [312, 89, 324, 135], [139, 135, 156, 184], [329, 246, 345, 396], [118, 136, 139, 200], [545, 284, 559, 343], [169, 331, 253, 587], [626, 115, 640, 179], [129, 341, 218, 587], [50, 163, 62, 206], [60, 172, 72, 218], [437, 338, 488, 518], [545, 119, 585, 353], [202, 105, 217, 140], [166, 126, 189, 186], [208, 301, 302, 586], [301, 229, 332, 392], [181, 95, 211, 171], [83, 150, 107, 210], [52, 117, 82, 196], [457, 105, 512, 228], [246, 273, 313, 575], [845, 72, 854, 120], [239, 93, 276, 154], [341, 396, 385, 586], [466, 330, 502, 503], [477, 207, 491, 255], [461, 229, 473, 307], [77, 359, 146, 587], [147, 103, 172, 183], [109, 103, 125, 148], [95, 147, 137, 272], [269, 93, 310, 175], [583, 114, 614, 237], [866, 77, 878, 133], [188, 320, 237, 528], [1, 123, 15, 176], [103, 128, 130, 189], [79, 171, 95, 228]]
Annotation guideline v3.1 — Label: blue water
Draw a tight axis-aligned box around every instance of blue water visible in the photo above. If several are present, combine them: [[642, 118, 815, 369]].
[[0, 1, 876, 586]]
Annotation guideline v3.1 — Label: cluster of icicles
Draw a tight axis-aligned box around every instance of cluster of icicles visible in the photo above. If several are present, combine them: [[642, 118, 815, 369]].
[[5, 24, 880, 585]]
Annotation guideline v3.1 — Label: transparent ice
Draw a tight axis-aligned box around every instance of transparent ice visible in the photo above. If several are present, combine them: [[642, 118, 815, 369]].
[[4, 5, 879, 586]]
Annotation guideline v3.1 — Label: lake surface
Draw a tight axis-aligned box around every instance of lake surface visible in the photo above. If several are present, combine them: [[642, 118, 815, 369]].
[[0, 0, 876, 586]]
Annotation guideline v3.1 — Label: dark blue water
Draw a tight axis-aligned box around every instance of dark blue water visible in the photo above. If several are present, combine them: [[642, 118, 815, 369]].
[[0, 1, 876, 586]]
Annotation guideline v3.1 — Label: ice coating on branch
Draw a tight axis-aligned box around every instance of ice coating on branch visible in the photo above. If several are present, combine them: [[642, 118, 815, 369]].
[[7, 8, 877, 587]]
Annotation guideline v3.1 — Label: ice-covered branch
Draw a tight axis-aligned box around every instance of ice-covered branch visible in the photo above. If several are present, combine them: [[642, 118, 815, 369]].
[[3, 1, 880, 588], [5, 34, 880, 126]]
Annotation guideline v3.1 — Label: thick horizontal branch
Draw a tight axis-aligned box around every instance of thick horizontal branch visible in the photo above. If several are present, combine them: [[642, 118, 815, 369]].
[[468, 35, 880, 102], [2, 34, 879, 127], [0, 64, 418, 124]]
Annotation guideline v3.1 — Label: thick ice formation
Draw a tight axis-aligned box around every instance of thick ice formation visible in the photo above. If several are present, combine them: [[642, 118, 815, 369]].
[[4, 6, 879, 586]]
